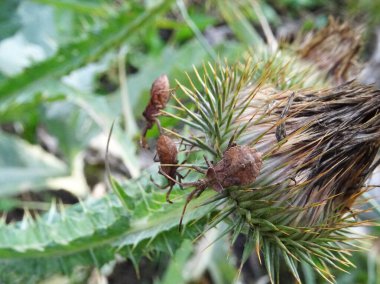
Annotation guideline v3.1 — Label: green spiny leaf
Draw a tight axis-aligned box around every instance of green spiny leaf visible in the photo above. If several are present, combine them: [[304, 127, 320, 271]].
[[0, 0, 175, 102], [0, 172, 218, 282]]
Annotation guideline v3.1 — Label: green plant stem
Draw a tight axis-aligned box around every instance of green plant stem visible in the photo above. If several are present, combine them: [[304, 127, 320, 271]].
[[118, 47, 138, 138], [176, 0, 217, 61]]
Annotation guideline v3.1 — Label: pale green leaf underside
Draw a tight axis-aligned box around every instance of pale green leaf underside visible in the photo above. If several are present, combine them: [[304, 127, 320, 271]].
[[0, 131, 68, 196], [0, 174, 217, 282]]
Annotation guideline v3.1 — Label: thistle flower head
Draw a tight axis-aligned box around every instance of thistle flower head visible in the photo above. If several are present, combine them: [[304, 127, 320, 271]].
[[155, 56, 380, 283]]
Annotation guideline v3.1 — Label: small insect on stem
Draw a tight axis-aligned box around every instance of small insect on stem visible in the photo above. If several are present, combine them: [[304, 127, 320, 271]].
[[276, 92, 294, 142], [151, 135, 190, 203], [140, 75, 171, 148], [158, 144, 263, 231]]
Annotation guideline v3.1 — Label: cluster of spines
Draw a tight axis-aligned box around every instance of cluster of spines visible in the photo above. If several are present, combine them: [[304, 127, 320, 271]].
[[161, 57, 375, 283]]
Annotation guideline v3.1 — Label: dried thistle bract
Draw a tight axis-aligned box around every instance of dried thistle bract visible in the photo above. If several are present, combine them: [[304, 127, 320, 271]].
[[160, 59, 380, 282], [298, 17, 362, 83]]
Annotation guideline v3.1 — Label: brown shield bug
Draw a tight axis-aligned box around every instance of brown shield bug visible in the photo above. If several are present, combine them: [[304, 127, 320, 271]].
[[159, 144, 263, 230], [151, 135, 189, 204], [141, 75, 170, 148]]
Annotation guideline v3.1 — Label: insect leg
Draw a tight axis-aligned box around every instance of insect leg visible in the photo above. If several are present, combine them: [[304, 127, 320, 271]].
[[202, 155, 214, 169], [140, 119, 154, 149], [158, 167, 183, 186], [179, 186, 205, 232], [165, 183, 175, 204], [226, 131, 238, 150], [155, 117, 163, 135], [190, 165, 207, 174], [140, 126, 149, 149], [150, 175, 169, 189], [178, 169, 191, 180], [153, 152, 160, 162]]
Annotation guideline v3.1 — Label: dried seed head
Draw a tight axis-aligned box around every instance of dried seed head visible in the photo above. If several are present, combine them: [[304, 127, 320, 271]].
[[209, 145, 262, 190], [298, 17, 362, 83], [162, 60, 380, 282], [156, 135, 178, 175]]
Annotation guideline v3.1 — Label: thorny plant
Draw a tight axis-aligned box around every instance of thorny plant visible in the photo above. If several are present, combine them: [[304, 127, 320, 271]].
[[142, 73, 262, 230], [141, 52, 380, 283], [157, 140, 262, 230]]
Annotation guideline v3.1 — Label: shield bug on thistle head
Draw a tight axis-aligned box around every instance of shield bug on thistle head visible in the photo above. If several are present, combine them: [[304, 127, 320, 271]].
[[159, 143, 263, 230]]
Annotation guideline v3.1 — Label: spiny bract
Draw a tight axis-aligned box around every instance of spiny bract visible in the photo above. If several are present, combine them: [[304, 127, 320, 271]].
[[157, 56, 380, 283]]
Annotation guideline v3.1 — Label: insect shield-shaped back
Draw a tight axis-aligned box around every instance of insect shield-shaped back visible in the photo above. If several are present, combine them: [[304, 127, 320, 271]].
[[141, 75, 170, 148], [208, 145, 262, 192], [154, 135, 182, 204], [177, 144, 263, 231], [157, 135, 178, 177], [149, 75, 171, 111]]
